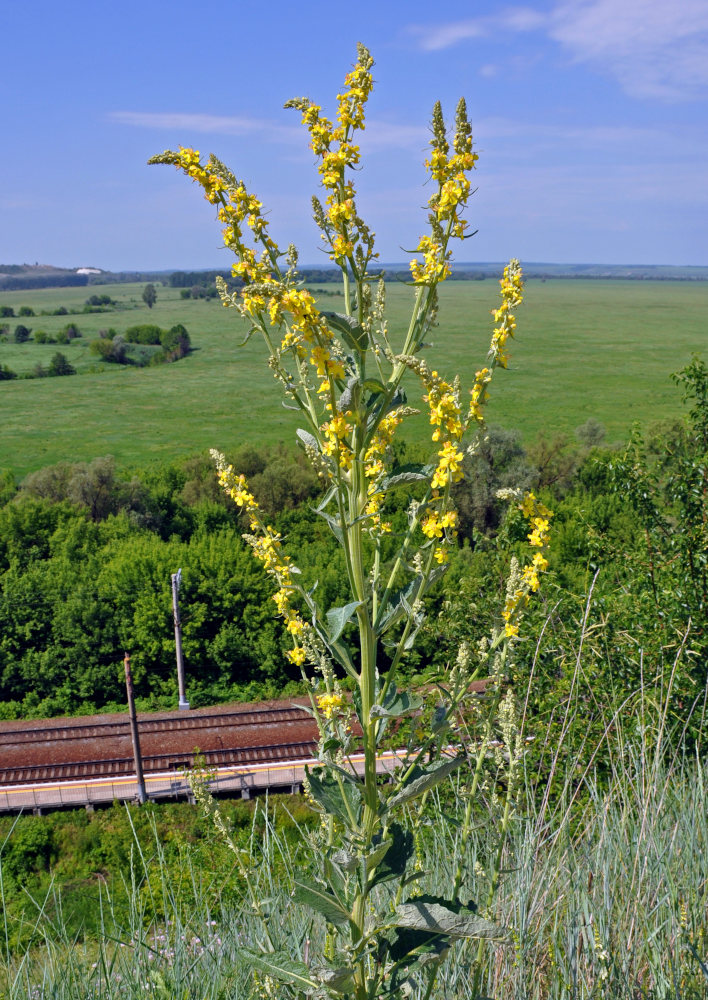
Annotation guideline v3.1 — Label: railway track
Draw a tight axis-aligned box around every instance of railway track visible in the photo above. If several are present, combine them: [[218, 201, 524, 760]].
[[0, 739, 317, 787], [0, 701, 323, 789], [0, 704, 309, 746]]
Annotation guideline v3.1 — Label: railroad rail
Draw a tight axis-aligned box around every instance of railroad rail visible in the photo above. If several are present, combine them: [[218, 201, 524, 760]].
[[0, 739, 318, 787], [0, 704, 309, 746]]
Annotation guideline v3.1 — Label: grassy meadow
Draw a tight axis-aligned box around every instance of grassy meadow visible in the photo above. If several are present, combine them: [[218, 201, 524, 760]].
[[1, 277, 707, 478]]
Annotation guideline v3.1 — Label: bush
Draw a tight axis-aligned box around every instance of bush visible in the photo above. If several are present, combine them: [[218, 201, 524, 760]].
[[52, 306, 68, 316], [124, 323, 163, 345], [48, 352, 76, 376], [90, 336, 127, 364], [13, 324, 31, 343], [160, 323, 191, 358], [85, 294, 114, 307], [0, 364, 17, 380], [60, 323, 81, 340], [33, 330, 48, 344], [18, 305, 34, 317], [0, 305, 14, 318]]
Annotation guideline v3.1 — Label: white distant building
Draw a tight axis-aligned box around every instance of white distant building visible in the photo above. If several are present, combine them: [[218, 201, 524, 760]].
[[76, 267, 103, 275]]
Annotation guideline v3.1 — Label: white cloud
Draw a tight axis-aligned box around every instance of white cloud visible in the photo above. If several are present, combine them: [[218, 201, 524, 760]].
[[407, 0, 708, 100], [108, 111, 299, 140], [407, 18, 488, 51], [109, 110, 430, 155], [549, 0, 708, 99]]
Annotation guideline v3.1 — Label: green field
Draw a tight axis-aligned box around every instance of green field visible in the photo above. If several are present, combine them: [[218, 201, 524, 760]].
[[1, 278, 707, 478]]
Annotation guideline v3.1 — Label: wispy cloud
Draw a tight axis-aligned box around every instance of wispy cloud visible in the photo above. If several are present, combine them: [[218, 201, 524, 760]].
[[407, 0, 708, 100], [549, 0, 708, 100], [407, 7, 544, 51], [109, 110, 430, 153], [108, 111, 298, 139]]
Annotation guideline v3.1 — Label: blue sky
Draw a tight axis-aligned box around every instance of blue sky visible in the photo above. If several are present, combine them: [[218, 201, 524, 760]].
[[3, 0, 707, 270]]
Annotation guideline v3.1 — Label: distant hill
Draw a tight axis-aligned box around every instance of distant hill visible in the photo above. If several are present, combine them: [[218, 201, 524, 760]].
[[1, 261, 706, 292]]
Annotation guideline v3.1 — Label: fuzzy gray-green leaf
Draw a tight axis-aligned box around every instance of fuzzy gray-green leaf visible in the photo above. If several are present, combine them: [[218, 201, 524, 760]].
[[240, 949, 318, 989]]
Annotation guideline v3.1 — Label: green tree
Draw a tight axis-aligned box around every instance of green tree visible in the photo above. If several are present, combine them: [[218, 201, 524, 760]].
[[48, 352, 76, 376], [142, 283, 157, 309], [13, 324, 31, 343]]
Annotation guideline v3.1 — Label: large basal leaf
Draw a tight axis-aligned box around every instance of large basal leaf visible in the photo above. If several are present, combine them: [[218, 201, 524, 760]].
[[326, 601, 362, 643], [306, 766, 363, 827], [395, 895, 508, 941], [385, 756, 463, 811], [293, 878, 351, 928], [240, 949, 317, 990]]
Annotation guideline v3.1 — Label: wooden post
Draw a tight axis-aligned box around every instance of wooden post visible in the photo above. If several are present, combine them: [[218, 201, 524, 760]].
[[124, 653, 147, 805], [171, 570, 190, 710]]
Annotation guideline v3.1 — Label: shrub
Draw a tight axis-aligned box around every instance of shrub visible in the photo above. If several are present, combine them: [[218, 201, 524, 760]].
[[13, 324, 31, 343], [90, 336, 127, 364], [160, 323, 191, 358], [60, 322, 81, 340], [33, 330, 48, 343], [0, 305, 14, 318], [0, 364, 17, 380], [48, 352, 76, 376], [124, 323, 163, 345]]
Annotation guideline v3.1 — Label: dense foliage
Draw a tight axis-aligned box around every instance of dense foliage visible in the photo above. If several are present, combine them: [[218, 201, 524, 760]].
[[0, 361, 706, 744]]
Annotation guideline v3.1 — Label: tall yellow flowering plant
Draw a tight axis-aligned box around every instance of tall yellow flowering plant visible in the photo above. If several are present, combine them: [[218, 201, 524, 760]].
[[151, 44, 549, 1000]]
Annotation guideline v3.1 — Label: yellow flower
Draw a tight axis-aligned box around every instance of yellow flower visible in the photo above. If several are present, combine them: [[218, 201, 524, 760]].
[[317, 692, 345, 720]]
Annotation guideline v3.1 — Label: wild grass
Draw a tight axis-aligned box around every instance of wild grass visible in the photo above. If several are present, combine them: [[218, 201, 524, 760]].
[[1, 682, 705, 999], [1, 279, 708, 478]]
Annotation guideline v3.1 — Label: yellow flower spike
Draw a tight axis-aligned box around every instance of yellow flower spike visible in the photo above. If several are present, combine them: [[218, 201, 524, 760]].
[[287, 647, 307, 667], [317, 692, 345, 720]]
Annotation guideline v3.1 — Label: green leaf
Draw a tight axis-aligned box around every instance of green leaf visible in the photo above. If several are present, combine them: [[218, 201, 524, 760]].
[[363, 377, 387, 393], [375, 577, 420, 635], [331, 848, 358, 872], [380, 464, 434, 490], [315, 966, 357, 993], [323, 311, 368, 352], [364, 837, 392, 876], [394, 895, 508, 940], [326, 601, 362, 643], [306, 766, 362, 827], [240, 950, 317, 990], [293, 878, 351, 928], [386, 756, 464, 811], [296, 428, 319, 451], [370, 689, 423, 720], [368, 823, 414, 887], [314, 508, 343, 545]]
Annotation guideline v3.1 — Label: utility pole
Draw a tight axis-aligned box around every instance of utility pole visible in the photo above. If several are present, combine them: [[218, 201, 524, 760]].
[[171, 569, 190, 710], [124, 653, 147, 805]]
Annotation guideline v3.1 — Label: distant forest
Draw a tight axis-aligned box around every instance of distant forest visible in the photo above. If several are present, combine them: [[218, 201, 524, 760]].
[[2, 262, 707, 292]]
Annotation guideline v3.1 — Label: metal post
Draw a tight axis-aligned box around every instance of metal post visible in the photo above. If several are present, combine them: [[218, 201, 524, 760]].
[[124, 653, 147, 805], [171, 569, 190, 710]]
